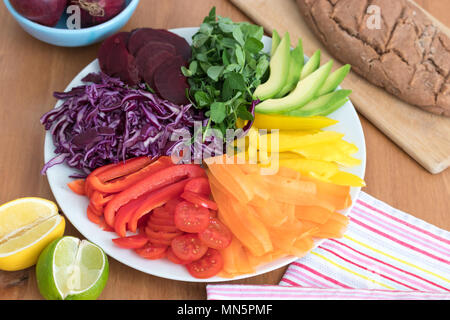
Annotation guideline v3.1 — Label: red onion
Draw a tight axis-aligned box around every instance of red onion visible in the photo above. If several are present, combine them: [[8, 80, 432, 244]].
[[70, 0, 126, 28], [10, 0, 67, 27]]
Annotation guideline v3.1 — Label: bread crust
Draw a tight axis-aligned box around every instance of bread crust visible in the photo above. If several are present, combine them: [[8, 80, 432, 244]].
[[296, 0, 450, 116]]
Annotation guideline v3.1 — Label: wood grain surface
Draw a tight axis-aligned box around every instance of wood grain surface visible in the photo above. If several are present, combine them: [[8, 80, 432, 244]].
[[0, 0, 448, 300]]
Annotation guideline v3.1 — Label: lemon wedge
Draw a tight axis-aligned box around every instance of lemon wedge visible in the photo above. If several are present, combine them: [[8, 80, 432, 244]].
[[0, 198, 65, 271]]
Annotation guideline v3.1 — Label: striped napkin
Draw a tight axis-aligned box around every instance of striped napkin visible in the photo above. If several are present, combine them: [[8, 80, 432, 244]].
[[207, 192, 450, 300]]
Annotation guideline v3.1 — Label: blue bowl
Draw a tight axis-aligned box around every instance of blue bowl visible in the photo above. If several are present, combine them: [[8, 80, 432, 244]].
[[3, 0, 140, 47]]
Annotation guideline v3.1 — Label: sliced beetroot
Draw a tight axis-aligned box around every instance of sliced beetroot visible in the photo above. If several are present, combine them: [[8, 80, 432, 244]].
[[157, 29, 192, 61], [106, 40, 139, 85], [153, 56, 190, 105], [98, 32, 131, 73], [128, 28, 191, 61], [140, 51, 175, 89], [135, 41, 177, 79]]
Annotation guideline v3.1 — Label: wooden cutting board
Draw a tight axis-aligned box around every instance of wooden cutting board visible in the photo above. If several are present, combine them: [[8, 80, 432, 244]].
[[230, 0, 450, 174]]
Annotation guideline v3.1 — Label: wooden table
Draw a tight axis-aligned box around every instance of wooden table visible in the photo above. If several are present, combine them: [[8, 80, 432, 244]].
[[0, 0, 448, 300]]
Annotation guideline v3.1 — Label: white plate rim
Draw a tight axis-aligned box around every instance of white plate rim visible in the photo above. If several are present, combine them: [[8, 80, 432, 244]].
[[44, 27, 366, 283]]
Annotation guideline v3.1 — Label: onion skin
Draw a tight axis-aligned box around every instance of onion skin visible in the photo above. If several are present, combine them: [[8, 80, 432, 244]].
[[70, 0, 126, 28], [10, 0, 68, 27]]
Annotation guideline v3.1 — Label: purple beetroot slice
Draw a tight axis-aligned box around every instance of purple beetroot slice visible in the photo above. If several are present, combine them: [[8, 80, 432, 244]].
[[157, 29, 192, 61], [140, 51, 175, 89], [153, 56, 190, 105], [135, 41, 177, 78], [106, 41, 139, 85], [98, 32, 131, 73], [128, 28, 191, 61]]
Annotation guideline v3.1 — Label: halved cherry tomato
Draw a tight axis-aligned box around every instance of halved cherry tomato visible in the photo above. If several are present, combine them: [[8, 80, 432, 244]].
[[147, 221, 179, 233], [148, 238, 173, 246], [180, 191, 218, 211], [171, 234, 208, 261], [174, 201, 210, 233], [67, 179, 86, 196], [184, 177, 211, 196], [164, 198, 183, 214], [112, 234, 148, 249], [185, 248, 223, 279], [166, 247, 192, 265], [134, 243, 168, 260], [198, 217, 232, 250]]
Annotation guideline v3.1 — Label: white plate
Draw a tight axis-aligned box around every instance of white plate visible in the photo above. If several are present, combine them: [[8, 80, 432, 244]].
[[44, 27, 366, 282]]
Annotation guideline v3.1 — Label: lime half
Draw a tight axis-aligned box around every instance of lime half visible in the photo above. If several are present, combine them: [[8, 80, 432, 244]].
[[36, 236, 109, 300]]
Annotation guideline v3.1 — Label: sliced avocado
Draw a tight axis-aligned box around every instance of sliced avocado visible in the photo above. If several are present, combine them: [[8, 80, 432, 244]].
[[253, 32, 291, 101], [316, 64, 351, 96], [271, 30, 281, 56], [300, 50, 320, 80], [284, 89, 351, 117], [275, 39, 304, 98], [255, 60, 333, 114], [320, 98, 349, 116]]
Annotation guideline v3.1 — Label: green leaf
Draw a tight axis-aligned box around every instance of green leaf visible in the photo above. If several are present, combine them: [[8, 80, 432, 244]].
[[196, 53, 208, 62], [207, 65, 224, 81], [181, 66, 192, 77], [189, 61, 198, 75], [242, 24, 264, 40], [255, 56, 270, 79], [236, 103, 254, 120], [218, 20, 235, 33], [244, 37, 264, 54], [235, 46, 245, 66], [199, 22, 213, 35], [193, 33, 209, 48], [225, 72, 246, 91], [194, 91, 210, 108], [232, 26, 245, 46], [210, 102, 227, 123]]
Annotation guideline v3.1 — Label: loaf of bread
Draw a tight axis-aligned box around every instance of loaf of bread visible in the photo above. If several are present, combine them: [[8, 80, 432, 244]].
[[296, 0, 450, 116]]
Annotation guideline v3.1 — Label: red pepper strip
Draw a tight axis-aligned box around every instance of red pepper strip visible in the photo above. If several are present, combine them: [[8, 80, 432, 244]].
[[89, 156, 174, 193], [96, 156, 154, 183], [87, 205, 102, 225], [112, 234, 149, 249], [127, 179, 190, 233], [68, 179, 86, 195], [104, 164, 206, 227], [85, 163, 116, 197], [88, 203, 103, 217], [114, 193, 150, 237], [180, 191, 219, 211], [90, 190, 114, 208]]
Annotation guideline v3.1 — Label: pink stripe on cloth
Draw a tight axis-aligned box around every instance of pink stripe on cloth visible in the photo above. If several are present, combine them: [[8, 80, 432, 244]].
[[206, 192, 450, 300], [206, 285, 450, 300], [356, 199, 450, 246]]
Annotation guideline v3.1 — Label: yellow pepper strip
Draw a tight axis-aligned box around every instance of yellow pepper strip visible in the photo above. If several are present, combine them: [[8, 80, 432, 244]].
[[253, 113, 338, 130], [291, 141, 361, 167], [261, 131, 344, 152], [328, 171, 366, 187]]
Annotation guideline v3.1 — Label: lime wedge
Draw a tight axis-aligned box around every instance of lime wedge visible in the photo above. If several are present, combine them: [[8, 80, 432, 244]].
[[36, 236, 109, 300]]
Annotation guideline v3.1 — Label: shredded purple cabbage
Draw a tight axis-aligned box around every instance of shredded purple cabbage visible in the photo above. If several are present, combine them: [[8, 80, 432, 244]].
[[41, 72, 207, 176]]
